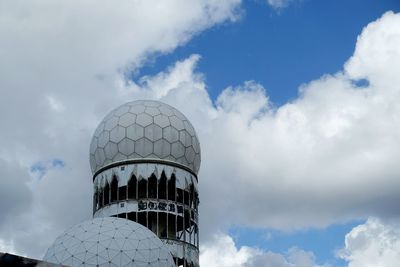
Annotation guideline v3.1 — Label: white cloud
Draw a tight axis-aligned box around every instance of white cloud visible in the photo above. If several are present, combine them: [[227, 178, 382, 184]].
[[339, 218, 400, 267], [0, 0, 241, 258], [1, 1, 400, 264], [267, 0, 292, 9], [200, 234, 326, 267]]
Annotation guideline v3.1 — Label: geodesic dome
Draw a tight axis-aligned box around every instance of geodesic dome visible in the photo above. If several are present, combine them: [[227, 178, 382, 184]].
[[43, 217, 175, 267], [89, 100, 201, 175]]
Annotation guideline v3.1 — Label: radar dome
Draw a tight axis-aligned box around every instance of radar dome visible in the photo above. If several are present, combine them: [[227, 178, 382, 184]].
[[89, 100, 201, 175], [43, 217, 175, 267]]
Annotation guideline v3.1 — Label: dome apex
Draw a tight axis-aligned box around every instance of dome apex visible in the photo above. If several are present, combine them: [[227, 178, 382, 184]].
[[90, 100, 201, 176]]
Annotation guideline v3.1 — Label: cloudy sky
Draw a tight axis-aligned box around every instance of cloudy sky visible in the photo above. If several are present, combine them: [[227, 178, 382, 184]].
[[1, 0, 400, 266]]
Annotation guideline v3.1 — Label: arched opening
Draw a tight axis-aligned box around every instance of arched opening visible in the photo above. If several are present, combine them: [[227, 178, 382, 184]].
[[148, 174, 157, 199], [103, 182, 110, 206], [110, 175, 118, 203], [98, 187, 103, 208], [158, 171, 167, 200], [168, 174, 176, 201], [138, 177, 147, 199], [128, 174, 137, 200]]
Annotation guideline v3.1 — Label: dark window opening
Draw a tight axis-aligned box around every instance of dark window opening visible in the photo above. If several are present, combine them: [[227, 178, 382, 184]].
[[127, 212, 137, 222], [168, 174, 176, 201], [158, 172, 167, 200], [119, 185, 127, 201], [158, 212, 167, 239], [168, 214, 176, 239], [103, 182, 110, 205], [138, 178, 147, 199], [98, 188, 103, 208], [128, 175, 137, 200], [110, 176, 118, 203], [148, 174, 157, 199], [176, 215, 184, 241], [148, 212, 157, 235], [117, 213, 127, 219], [184, 190, 189, 206], [138, 212, 147, 228], [177, 188, 184, 204], [189, 184, 195, 208]]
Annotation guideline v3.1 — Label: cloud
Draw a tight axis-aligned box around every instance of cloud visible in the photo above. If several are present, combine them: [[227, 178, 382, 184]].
[[0, 0, 241, 258], [267, 0, 293, 9], [1, 0, 400, 264], [200, 234, 326, 267], [339, 218, 400, 267]]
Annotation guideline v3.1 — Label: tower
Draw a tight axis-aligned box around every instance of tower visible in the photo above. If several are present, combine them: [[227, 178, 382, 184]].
[[90, 100, 201, 267]]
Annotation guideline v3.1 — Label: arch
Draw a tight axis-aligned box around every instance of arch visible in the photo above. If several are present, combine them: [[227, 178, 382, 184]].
[[168, 174, 176, 201], [128, 174, 137, 200], [138, 177, 147, 199], [103, 182, 110, 205], [158, 171, 167, 200], [110, 175, 118, 203], [148, 174, 157, 199], [98, 187, 103, 208]]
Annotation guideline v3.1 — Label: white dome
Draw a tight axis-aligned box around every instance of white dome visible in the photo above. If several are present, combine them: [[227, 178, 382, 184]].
[[43, 217, 175, 267], [89, 100, 201, 175]]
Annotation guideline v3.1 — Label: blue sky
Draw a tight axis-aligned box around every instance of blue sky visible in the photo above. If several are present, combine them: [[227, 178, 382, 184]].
[[2, 1, 400, 265], [139, 0, 400, 105], [137, 0, 400, 265]]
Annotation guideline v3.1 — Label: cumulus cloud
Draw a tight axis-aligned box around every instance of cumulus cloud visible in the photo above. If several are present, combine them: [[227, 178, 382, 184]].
[[200, 234, 326, 267], [1, 0, 400, 264], [0, 0, 241, 258], [339, 218, 400, 267]]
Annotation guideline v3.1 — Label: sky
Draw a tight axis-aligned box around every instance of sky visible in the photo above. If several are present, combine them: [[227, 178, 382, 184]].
[[1, 0, 400, 266]]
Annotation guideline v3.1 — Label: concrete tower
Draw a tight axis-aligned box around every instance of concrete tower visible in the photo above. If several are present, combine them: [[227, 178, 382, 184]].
[[90, 100, 201, 267]]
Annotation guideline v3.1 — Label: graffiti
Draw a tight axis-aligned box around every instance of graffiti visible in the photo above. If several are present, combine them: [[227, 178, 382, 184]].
[[138, 200, 181, 213]]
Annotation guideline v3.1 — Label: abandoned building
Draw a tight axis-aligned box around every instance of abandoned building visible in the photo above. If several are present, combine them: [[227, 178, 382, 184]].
[[44, 100, 201, 267]]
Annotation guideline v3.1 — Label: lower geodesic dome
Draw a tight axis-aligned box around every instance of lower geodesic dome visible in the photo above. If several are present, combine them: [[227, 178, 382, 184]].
[[43, 217, 175, 267]]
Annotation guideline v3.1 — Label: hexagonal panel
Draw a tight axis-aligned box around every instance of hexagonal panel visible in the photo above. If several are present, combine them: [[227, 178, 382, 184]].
[[194, 154, 201, 173], [90, 137, 98, 154], [113, 153, 128, 162], [114, 105, 130, 116], [118, 113, 136, 127], [144, 124, 162, 141], [136, 113, 153, 127], [129, 104, 145, 114], [169, 116, 185, 131], [90, 155, 96, 173], [179, 131, 192, 147], [110, 126, 126, 143], [162, 126, 179, 143], [183, 121, 195, 136], [143, 101, 160, 107], [118, 138, 135, 156], [94, 148, 106, 166], [126, 124, 144, 141], [104, 116, 119, 131], [192, 136, 200, 153], [98, 131, 110, 148], [135, 138, 153, 157], [104, 142, 118, 159], [94, 122, 105, 137], [153, 139, 171, 158], [159, 105, 174, 116], [177, 156, 189, 166], [145, 107, 160, 116], [185, 146, 195, 163], [153, 114, 170, 128], [171, 142, 185, 158], [173, 109, 187, 120]]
